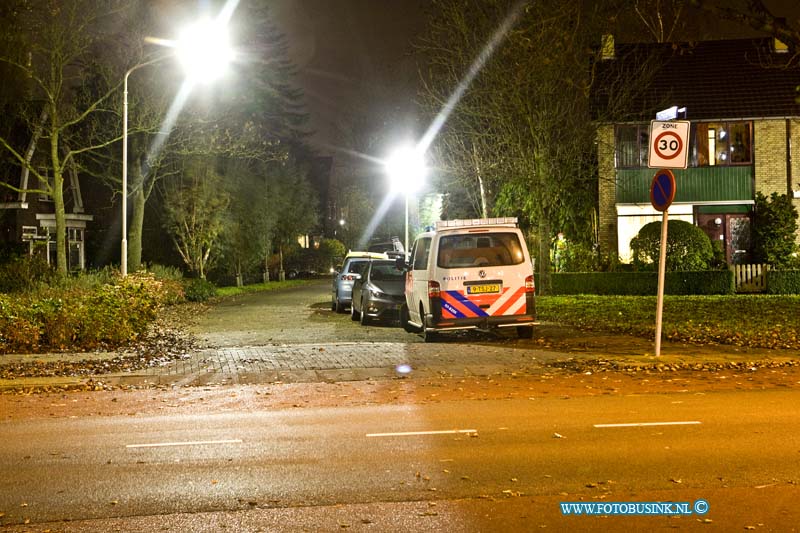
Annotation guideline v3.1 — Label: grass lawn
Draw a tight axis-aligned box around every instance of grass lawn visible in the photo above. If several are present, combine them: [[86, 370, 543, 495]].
[[216, 279, 317, 298], [538, 295, 800, 349]]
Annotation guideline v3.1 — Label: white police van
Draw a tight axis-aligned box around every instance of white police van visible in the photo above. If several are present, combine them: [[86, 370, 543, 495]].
[[400, 217, 536, 342]]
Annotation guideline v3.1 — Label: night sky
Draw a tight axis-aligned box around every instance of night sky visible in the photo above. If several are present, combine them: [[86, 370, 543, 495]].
[[267, 0, 799, 163], [271, 0, 427, 157]]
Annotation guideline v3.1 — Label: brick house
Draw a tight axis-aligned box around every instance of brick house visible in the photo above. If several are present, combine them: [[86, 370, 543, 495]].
[[0, 162, 93, 270], [594, 38, 800, 264]]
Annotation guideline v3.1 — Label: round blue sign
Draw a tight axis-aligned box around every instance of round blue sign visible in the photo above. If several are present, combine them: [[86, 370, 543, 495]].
[[650, 169, 677, 212]]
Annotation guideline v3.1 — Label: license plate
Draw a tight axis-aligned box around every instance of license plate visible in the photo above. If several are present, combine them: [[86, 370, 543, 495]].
[[466, 284, 501, 295]]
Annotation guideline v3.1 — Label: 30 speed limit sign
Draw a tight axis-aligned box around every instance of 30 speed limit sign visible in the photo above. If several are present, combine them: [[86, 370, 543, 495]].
[[648, 120, 690, 169]]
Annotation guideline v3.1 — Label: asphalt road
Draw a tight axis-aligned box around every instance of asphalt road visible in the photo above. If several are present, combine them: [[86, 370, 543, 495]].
[[2, 389, 799, 531], [2, 281, 800, 531]]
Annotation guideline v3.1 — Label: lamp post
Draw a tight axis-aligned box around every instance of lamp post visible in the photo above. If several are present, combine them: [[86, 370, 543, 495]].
[[121, 17, 233, 276], [386, 145, 427, 254]]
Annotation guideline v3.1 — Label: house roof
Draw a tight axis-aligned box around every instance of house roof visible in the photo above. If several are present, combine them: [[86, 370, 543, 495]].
[[592, 38, 800, 122]]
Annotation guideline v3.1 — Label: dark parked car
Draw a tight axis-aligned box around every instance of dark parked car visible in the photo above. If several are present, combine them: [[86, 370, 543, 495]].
[[350, 259, 406, 325]]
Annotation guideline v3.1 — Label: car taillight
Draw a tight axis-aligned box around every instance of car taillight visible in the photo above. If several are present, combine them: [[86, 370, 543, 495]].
[[525, 275, 535, 294], [343, 275, 354, 281], [428, 281, 441, 299]]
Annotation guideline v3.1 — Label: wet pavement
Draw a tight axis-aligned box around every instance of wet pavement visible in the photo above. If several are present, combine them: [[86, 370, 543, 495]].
[[1, 281, 799, 392]]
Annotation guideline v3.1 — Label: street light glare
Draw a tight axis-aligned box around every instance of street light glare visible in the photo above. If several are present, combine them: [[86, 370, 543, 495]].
[[386, 146, 427, 195], [176, 17, 234, 83]]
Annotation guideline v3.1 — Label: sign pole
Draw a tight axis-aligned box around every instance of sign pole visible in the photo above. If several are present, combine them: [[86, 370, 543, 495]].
[[649, 168, 677, 357], [654, 209, 669, 357], [648, 115, 688, 356]]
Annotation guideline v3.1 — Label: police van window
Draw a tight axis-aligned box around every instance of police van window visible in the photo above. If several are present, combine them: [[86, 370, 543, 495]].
[[437, 233, 524, 268], [412, 238, 432, 270]]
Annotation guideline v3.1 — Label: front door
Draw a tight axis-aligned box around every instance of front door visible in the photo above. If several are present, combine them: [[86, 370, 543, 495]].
[[696, 213, 751, 264]]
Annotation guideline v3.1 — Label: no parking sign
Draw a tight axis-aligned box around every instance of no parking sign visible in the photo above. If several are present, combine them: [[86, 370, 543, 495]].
[[648, 120, 690, 169]]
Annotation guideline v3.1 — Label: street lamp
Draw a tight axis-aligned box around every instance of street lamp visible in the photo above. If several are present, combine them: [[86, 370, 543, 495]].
[[121, 17, 233, 276], [386, 145, 427, 255]]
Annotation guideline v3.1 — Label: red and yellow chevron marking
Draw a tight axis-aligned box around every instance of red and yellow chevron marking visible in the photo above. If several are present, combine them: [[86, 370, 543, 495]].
[[440, 287, 526, 319]]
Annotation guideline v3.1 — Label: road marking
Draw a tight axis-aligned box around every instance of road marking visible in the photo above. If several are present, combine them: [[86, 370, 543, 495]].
[[366, 429, 477, 438], [594, 421, 701, 428], [126, 439, 243, 449]]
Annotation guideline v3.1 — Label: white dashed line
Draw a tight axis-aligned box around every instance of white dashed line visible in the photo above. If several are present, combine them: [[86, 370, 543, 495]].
[[126, 439, 243, 449], [366, 429, 478, 438], [593, 421, 701, 428]]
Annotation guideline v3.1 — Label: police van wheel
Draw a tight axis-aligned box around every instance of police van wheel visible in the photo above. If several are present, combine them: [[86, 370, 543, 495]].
[[421, 316, 439, 343], [399, 305, 416, 333], [359, 300, 370, 326], [517, 326, 534, 339], [350, 301, 360, 321]]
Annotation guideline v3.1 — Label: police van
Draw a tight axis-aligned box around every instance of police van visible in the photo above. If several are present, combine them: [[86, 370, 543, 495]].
[[400, 217, 536, 342]]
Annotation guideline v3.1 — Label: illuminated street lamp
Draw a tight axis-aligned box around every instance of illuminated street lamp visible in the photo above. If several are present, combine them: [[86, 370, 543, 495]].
[[386, 145, 427, 254], [121, 17, 233, 276]]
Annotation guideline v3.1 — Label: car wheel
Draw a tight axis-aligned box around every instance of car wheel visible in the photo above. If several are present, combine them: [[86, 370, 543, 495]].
[[350, 300, 360, 321], [517, 325, 534, 339], [399, 304, 416, 333], [335, 298, 345, 313], [421, 305, 438, 343], [359, 298, 370, 325], [331, 298, 336, 312]]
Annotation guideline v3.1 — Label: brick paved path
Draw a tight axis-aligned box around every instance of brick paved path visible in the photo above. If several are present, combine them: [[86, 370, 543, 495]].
[[110, 340, 562, 387]]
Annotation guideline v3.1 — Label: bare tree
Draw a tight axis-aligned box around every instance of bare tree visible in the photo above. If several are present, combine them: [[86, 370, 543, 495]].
[[689, 0, 800, 54], [161, 157, 230, 279], [634, 0, 687, 42], [0, 0, 127, 274]]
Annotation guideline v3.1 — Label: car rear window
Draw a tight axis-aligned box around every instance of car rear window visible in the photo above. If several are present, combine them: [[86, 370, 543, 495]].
[[370, 262, 404, 281], [345, 260, 369, 275], [437, 232, 525, 268]]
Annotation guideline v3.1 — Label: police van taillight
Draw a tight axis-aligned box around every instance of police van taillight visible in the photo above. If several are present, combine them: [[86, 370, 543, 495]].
[[428, 281, 441, 299], [525, 275, 535, 293]]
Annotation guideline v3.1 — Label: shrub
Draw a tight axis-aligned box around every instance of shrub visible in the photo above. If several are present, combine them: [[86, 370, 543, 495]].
[[556, 240, 599, 272], [147, 263, 184, 281], [630, 220, 714, 271], [183, 278, 217, 302], [0, 255, 55, 293], [752, 192, 799, 268], [45, 266, 116, 293], [767, 270, 800, 294], [0, 272, 178, 353], [143, 265, 185, 304]]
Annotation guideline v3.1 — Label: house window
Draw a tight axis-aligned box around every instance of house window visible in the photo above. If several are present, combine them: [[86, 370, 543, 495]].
[[67, 228, 84, 271], [44, 227, 86, 270], [615, 125, 649, 168], [38, 167, 54, 202], [616, 121, 752, 169], [692, 121, 752, 166]]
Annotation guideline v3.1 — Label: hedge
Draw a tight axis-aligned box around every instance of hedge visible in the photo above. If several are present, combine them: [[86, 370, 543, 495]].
[[767, 270, 800, 294], [550, 270, 734, 296], [0, 273, 184, 353]]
